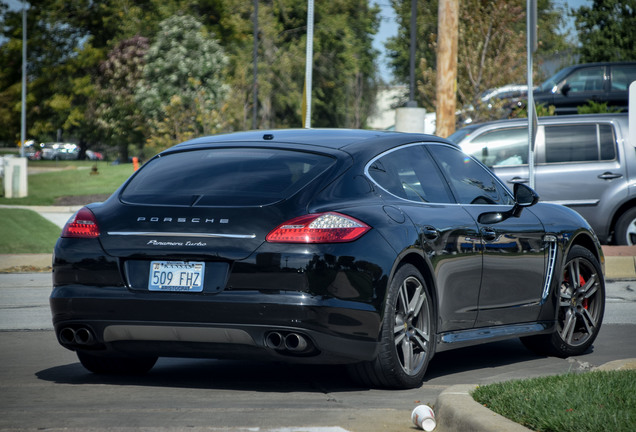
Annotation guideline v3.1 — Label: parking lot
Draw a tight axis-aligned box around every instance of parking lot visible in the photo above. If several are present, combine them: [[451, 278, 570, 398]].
[[1, 272, 635, 432]]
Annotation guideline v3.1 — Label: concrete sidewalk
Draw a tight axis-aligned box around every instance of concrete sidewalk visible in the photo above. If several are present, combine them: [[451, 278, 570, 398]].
[[0, 204, 81, 230]]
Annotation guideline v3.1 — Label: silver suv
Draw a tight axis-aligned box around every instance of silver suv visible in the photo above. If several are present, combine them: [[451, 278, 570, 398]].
[[449, 113, 633, 245]]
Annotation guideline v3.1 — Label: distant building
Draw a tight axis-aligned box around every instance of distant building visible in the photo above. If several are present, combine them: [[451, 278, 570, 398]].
[[368, 85, 436, 134], [367, 85, 407, 130]]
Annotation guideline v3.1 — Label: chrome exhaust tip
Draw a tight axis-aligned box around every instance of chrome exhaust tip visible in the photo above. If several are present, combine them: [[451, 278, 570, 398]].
[[74, 327, 94, 345], [59, 327, 76, 345], [284, 333, 308, 352], [265, 332, 285, 349]]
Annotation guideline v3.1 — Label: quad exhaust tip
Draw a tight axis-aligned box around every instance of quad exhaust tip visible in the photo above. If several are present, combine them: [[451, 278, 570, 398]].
[[265, 331, 313, 354]]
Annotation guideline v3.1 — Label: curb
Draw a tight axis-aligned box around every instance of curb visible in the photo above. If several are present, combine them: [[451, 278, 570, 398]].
[[604, 256, 636, 279], [433, 359, 636, 432], [601, 245, 636, 279], [434, 384, 532, 432], [0, 254, 52, 273]]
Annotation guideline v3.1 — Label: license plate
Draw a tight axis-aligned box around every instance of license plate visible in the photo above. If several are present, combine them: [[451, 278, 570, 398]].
[[148, 261, 205, 292]]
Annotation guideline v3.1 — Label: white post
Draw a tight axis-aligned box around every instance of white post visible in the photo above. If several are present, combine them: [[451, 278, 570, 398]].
[[629, 82, 636, 149], [20, 1, 27, 158]]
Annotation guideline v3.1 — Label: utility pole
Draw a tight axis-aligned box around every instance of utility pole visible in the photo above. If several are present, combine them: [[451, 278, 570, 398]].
[[435, 0, 458, 138], [395, 0, 427, 133], [408, 0, 417, 107]]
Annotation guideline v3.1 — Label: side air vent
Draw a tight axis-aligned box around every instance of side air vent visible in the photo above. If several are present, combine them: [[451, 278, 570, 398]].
[[542, 235, 558, 302]]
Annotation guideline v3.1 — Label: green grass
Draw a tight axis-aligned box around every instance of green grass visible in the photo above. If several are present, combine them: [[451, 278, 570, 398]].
[[0, 160, 134, 205], [472, 370, 636, 432], [0, 208, 62, 253]]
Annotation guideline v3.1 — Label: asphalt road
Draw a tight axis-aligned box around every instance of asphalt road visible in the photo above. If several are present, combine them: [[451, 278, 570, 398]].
[[1, 273, 635, 432]]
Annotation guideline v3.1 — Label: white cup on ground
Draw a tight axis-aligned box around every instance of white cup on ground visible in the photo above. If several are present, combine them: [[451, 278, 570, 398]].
[[411, 404, 436, 431]]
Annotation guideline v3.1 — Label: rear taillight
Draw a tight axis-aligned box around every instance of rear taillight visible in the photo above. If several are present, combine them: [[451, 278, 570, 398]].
[[266, 212, 370, 243], [61, 207, 100, 238]]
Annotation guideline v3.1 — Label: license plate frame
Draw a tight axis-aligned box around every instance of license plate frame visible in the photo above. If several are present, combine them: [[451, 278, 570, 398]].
[[148, 261, 205, 292]]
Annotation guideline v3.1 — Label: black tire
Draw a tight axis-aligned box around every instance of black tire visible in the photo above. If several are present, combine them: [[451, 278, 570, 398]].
[[614, 207, 636, 245], [348, 264, 435, 389], [77, 351, 158, 375], [521, 245, 604, 357]]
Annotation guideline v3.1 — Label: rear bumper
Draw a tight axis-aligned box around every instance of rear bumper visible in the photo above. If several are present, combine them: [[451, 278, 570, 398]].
[[50, 285, 381, 364]]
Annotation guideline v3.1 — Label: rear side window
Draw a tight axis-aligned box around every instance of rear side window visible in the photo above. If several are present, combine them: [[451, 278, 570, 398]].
[[544, 124, 616, 163], [121, 148, 335, 206], [611, 65, 636, 91], [367, 145, 453, 203]]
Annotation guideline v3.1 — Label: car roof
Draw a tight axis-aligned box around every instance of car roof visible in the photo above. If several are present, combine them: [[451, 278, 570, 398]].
[[565, 61, 636, 67], [174, 128, 454, 153], [462, 113, 628, 129], [451, 113, 629, 143]]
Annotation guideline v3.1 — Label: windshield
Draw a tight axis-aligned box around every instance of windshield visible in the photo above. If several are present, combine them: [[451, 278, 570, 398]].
[[447, 125, 480, 144], [536, 67, 573, 92]]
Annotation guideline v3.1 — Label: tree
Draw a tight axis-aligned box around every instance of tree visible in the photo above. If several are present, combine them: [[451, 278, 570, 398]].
[[387, 0, 571, 124], [207, 0, 380, 130], [136, 14, 228, 156], [0, 0, 382, 154], [573, 0, 636, 62], [312, 0, 380, 128], [94, 36, 150, 163], [386, 0, 439, 92], [0, 1, 96, 145]]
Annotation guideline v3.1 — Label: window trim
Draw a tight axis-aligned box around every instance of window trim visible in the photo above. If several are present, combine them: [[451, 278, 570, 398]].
[[365, 142, 515, 206]]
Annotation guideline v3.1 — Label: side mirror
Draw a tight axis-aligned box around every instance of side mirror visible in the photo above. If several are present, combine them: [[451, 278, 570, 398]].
[[513, 183, 539, 207], [561, 83, 571, 96], [477, 183, 539, 224]]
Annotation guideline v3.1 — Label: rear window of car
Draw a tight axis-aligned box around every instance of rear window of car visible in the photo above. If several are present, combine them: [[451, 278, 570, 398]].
[[120, 148, 336, 206]]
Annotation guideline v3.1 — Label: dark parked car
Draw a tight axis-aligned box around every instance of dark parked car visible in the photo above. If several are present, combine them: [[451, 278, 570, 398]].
[[51, 129, 605, 389], [534, 62, 636, 114]]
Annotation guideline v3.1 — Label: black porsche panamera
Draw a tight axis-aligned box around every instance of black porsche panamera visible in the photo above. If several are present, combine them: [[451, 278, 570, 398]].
[[50, 129, 605, 389]]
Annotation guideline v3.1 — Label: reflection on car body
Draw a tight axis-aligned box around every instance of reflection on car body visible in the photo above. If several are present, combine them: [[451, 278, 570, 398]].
[[50, 129, 605, 389]]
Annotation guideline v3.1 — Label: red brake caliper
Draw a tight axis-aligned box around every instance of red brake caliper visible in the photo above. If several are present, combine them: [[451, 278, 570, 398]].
[[579, 275, 589, 309]]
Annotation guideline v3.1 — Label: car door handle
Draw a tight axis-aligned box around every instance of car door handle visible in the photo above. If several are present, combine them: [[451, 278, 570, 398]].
[[481, 227, 497, 241], [598, 172, 623, 180], [421, 226, 439, 240], [507, 177, 529, 184]]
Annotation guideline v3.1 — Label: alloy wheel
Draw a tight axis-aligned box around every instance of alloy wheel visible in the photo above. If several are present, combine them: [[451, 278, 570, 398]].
[[393, 275, 430, 375], [558, 256, 603, 347]]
